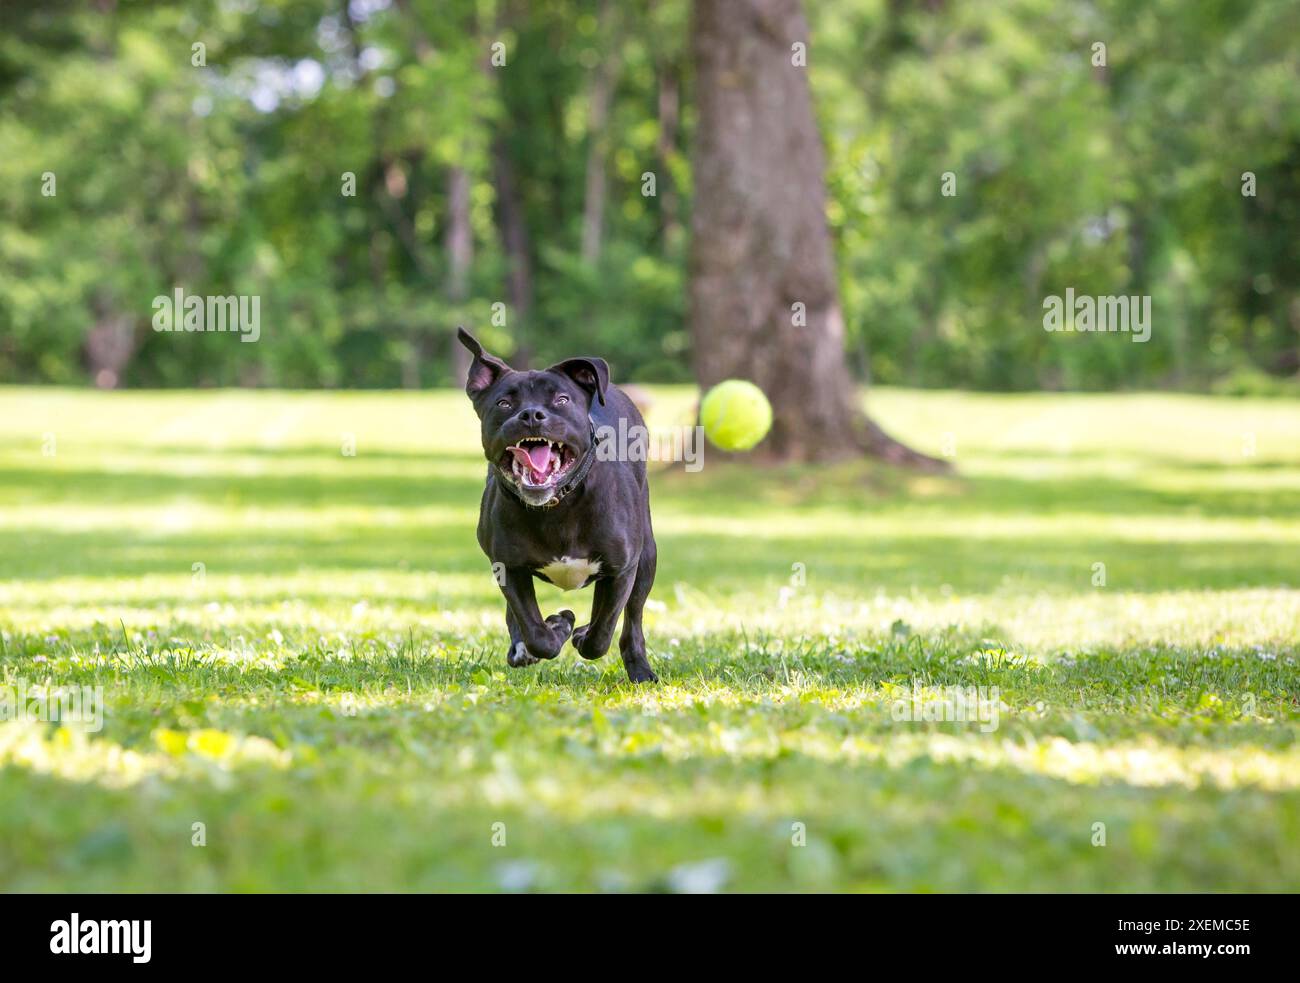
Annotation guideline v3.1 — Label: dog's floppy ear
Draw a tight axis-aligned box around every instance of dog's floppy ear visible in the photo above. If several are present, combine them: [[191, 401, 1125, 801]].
[[550, 356, 609, 407], [458, 327, 512, 399]]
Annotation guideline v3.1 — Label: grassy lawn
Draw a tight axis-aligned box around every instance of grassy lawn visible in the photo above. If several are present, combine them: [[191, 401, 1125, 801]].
[[1, 385, 1297, 892]]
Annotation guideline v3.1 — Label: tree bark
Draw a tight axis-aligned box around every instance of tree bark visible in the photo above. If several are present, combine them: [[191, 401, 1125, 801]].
[[580, 0, 622, 264], [655, 52, 682, 250], [493, 136, 534, 365], [396, 0, 478, 385], [688, 0, 945, 468], [446, 164, 474, 384]]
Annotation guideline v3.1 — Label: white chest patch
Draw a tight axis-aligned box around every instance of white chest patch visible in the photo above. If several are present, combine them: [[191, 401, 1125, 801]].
[[538, 555, 602, 591]]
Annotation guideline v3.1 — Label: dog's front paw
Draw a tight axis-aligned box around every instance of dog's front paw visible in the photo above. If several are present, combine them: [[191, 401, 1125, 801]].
[[571, 624, 612, 660], [507, 641, 540, 667], [572, 621, 605, 660]]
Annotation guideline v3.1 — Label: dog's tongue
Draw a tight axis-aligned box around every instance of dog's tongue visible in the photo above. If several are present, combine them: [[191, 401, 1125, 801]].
[[509, 443, 553, 478]]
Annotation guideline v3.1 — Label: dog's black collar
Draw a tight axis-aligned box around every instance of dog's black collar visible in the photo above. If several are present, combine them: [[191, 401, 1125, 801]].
[[493, 418, 603, 510]]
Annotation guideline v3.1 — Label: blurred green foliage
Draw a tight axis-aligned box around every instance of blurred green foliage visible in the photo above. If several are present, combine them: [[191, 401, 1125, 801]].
[[0, 0, 1297, 390]]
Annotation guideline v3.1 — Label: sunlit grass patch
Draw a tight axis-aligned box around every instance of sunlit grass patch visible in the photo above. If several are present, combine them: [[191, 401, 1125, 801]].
[[0, 386, 1297, 891]]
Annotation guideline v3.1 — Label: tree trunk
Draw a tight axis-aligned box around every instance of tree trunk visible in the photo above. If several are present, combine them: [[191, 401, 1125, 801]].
[[85, 310, 134, 389], [580, 0, 622, 265], [446, 164, 474, 384], [492, 136, 534, 365], [655, 53, 682, 251], [688, 0, 944, 468], [395, 0, 478, 385]]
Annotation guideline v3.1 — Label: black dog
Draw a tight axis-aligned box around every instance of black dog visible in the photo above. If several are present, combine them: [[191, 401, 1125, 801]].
[[458, 328, 658, 683]]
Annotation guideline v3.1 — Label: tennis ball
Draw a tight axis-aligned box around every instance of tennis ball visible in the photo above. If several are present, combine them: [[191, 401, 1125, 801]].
[[700, 379, 773, 451]]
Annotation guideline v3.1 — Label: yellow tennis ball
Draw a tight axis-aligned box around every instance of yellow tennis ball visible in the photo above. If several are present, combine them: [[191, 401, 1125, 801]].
[[700, 379, 773, 451]]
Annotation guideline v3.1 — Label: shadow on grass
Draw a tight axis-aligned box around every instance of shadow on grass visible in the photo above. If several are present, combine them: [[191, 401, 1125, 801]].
[[655, 461, 1300, 520], [1, 442, 1296, 591], [0, 522, 1294, 590], [7, 441, 1300, 518], [0, 462, 487, 509], [1, 524, 1294, 593]]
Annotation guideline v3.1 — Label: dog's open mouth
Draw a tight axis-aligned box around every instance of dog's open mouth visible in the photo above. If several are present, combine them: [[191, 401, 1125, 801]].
[[501, 437, 577, 489]]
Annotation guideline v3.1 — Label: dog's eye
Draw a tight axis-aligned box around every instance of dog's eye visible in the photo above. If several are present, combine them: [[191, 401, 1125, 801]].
[[496, 398, 513, 409], [555, 394, 569, 405]]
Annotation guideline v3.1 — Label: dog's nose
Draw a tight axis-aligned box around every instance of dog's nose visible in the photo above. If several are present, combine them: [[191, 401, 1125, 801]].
[[518, 407, 548, 426]]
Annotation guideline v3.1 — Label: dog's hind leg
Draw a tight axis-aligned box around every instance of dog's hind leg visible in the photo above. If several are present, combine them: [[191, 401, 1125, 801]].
[[617, 541, 658, 683], [571, 568, 636, 663], [505, 607, 539, 667]]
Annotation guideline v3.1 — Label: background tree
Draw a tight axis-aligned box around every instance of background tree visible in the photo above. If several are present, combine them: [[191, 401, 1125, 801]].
[[688, 0, 941, 464]]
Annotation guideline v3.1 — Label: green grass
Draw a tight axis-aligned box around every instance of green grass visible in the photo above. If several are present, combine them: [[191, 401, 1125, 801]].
[[1, 385, 1298, 892]]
